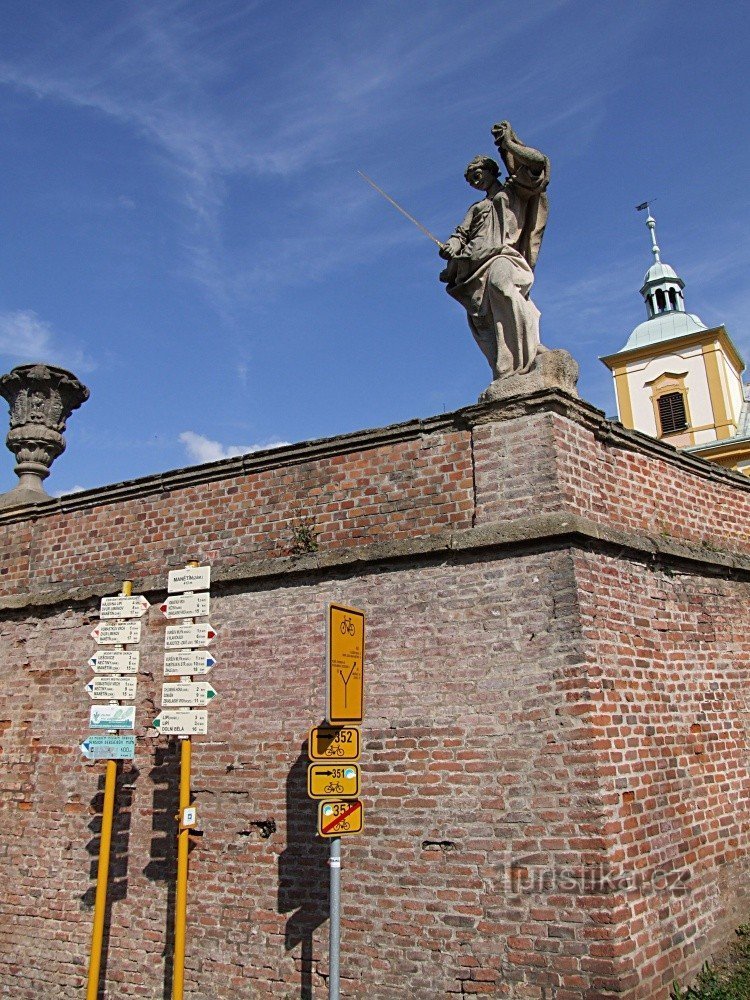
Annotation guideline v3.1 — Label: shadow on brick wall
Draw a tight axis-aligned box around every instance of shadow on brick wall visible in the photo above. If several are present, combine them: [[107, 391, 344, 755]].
[[143, 740, 196, 1000], [278, 741, 329, 1000], [82, 761, 138, 998]]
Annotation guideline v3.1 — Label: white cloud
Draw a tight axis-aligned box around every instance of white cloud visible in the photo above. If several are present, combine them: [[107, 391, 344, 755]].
[[0, 309, 94, 372], [0, 309, 54, 358], [53, 484, 86, 497], [179, 431, 290, 465]]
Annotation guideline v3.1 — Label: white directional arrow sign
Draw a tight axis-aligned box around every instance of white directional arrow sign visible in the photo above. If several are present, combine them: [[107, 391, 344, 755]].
[[161, 681, 217, 708], [89, 650, 140, 674], [164, 623, 216, 649], [80, 735, 136, 760], [153, 709, 208, 736], [86, 676, 137, 701], [163, 651, 216, 676], [91, 621, 142, 645], [100, 595, 150, 619], [89, 704, 137, 730], [160, 592, 210, 619], [168, 565, 211, 593]]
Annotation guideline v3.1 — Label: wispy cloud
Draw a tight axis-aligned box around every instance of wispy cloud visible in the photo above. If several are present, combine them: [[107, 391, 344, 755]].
[[0, 0, 593, 315], [0, 309, 94, 372], [179, 430, 290, 465]]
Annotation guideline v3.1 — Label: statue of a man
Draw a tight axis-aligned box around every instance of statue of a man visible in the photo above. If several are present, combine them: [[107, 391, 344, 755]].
[[439, 121, 550, 381]]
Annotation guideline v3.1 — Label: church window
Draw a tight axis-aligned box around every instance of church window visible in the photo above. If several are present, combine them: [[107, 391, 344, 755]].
[[657, 392, 688, 434], [655, 288, 667, 312], [668, 288, 677, 309]]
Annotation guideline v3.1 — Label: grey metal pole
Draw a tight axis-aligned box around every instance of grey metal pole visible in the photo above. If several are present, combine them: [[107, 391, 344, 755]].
[[329, 836, 341, 1000]]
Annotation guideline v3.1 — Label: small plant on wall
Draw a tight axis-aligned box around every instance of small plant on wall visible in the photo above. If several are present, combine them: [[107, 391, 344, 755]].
[[289, 516, 318, 555]]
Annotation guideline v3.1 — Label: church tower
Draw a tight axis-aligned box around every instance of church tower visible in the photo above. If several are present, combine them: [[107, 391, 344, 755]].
[[600, 208, 750, 473]]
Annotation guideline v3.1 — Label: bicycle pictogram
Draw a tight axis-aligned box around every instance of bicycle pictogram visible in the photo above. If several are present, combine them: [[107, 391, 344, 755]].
[[339, 615, 356, 636], [324, 781, 344, 794]]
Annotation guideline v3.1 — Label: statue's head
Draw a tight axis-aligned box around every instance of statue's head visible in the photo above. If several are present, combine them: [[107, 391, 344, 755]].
[[491, 121, 511, 141], [465, 155, 499, 180], [464, 155, 500, 191]]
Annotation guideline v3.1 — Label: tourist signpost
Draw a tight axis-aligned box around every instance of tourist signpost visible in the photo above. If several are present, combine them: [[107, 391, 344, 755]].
[[160, 681, 216, 707], [84, 581, 147, 1000], [89, 650, 139, 674], [163, 651, 216, 676], [85, 676, 137, 701], [156, 563, 215, 1000], [91, 621, 142, 645], [160, 592, 210, 619], [152, 709, 209, 735], [80, 735, 137, 761]]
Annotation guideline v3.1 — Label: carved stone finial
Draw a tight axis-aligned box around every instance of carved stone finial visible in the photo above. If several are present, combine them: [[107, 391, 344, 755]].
[[0, 364, 89, 507]]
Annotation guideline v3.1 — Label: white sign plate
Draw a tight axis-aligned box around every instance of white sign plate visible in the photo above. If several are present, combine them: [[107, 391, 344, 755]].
[[168, 566, 211, 593], [91, 621, 142, 645], [86, 676, 137, 701], [164, 623, 216, 649], [153, 709, 208, 736], [80, 735, 136, 760], [160, 592, 210, 619], [89, 704, 137, 730], [163, 651, 216, 677], [89, 650, 140, 674], [161, 682, 217, 708], [99, 595, 150, 619]]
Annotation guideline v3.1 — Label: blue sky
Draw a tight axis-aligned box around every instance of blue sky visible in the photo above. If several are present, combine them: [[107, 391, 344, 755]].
[[0, 1, 747, 493]]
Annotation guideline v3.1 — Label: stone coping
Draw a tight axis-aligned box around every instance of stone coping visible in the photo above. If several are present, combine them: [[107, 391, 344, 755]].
[[2, 509, 748, 614], [0, 389, 749, 524]]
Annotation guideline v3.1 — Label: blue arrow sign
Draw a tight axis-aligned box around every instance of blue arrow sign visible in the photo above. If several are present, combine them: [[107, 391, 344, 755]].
[[80, 735, 136, 760]]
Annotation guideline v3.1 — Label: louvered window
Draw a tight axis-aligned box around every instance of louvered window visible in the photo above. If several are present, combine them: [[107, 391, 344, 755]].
[[657, 392, 688, 434]]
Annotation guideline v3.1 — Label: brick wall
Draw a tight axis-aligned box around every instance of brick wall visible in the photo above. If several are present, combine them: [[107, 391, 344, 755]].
[[1, 391, 749, 998]]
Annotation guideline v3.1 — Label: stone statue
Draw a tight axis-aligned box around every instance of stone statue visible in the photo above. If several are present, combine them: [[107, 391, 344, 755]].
[[0, 363, 89, 506], [439, 121, 577, 401]]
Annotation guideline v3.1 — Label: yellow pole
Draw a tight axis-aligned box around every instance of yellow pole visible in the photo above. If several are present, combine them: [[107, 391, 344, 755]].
[[172, 561, 198, 1000], [172, 737, 191, 1000], [85, 579, 132, 1000]]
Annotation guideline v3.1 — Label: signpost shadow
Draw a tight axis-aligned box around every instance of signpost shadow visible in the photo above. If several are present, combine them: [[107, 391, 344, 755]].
[[143, 741, 188, 1000], [278, 740, 329, 1000], [82, 762, 138, 997]]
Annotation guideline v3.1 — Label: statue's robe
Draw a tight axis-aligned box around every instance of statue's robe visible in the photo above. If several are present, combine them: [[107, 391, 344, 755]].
[[440, 174, 548, 379]]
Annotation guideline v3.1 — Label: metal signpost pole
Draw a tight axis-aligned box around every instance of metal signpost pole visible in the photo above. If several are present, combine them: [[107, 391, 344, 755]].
[[86, 580, 132, 1000], [329, 836, 341, 1000], [172, 733, 191, 1000]]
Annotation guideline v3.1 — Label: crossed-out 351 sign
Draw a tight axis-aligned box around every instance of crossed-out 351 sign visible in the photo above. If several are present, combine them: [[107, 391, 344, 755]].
[[318, 798, 364, 838], [326, 603, 364, 725]]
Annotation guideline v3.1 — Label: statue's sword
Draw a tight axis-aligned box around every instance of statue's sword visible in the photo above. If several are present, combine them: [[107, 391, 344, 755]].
[[357, 170, 443, 248]]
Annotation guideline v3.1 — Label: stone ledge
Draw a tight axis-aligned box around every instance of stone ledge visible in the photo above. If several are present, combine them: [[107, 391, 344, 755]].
[[2, 510, 748, 613]]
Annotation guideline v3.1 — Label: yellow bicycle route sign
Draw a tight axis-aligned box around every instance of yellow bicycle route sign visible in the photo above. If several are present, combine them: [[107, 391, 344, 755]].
[[326, 603, 365, 725], [317, 798, 364, 837], [307, 763, 360, 799], [308, 725, 361, 761]]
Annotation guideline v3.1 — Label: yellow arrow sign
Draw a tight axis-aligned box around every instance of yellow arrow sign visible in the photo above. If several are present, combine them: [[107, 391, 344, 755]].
[[308, 725, 361, 761], [308, 764, 360, 799], [326, 603, 365, 725]]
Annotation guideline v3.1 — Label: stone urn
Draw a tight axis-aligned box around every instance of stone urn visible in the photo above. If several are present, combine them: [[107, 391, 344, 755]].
[[0, 364, 89, 506]]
